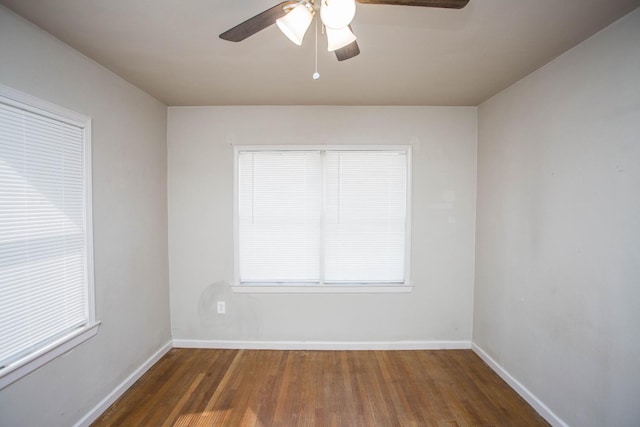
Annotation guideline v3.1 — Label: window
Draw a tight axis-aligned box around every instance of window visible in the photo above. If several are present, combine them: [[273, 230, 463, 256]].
[[0, 86, 98, 389], [234, 146, 411, 293]]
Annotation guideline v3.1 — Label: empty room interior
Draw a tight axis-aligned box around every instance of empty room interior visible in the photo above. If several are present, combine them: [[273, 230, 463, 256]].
[[0, 0, 639, 426]]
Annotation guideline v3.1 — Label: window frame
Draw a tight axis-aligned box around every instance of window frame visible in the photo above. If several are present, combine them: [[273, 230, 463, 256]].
[[0, 85, 99, 390], [232, 145, 412, 294]]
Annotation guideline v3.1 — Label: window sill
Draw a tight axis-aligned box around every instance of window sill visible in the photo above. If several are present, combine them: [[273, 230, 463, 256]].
[[0, 322, 101, 390], [231, 284, 413, 294]]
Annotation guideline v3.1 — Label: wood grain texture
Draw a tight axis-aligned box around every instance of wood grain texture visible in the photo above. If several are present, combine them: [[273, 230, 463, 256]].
[[219, 1, 297, 42], [356, 0, 470, 9], [92, 349, 549, 426], [335, 41, 360, 61]]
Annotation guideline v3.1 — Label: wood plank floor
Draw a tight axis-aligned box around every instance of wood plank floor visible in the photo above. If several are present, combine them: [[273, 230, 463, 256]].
[[92, 349, 549, 427]]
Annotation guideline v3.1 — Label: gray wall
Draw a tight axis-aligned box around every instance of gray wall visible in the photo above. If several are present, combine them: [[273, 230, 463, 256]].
[[3, 2, 639, 425], [474, 9, 640, 427], [168, 106, 477, 344], [0, 6, 171, 427]]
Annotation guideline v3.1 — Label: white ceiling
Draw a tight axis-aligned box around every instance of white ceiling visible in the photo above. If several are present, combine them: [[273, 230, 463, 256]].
[[2, 0, 638, 106]]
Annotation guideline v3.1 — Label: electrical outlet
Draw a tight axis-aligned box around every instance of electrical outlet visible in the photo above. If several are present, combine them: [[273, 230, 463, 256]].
[[217, 301, 226, 314]]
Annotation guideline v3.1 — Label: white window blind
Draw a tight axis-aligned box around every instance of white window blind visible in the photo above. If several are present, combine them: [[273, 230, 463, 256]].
[[0, 98, 91, 371], [238, 151, 322, 283], [324, 151, 407, 283], [236, 147, 410, 286]]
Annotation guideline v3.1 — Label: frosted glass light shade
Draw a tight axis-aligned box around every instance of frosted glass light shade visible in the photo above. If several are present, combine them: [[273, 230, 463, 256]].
[[320, 0, 356, 30], [276, 4, 314, 45], [326, 26, 357, 52]]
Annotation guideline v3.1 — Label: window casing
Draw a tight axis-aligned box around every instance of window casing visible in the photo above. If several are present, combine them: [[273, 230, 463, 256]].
[[233, 145, 412, 293], [0, 85, 98, 389]]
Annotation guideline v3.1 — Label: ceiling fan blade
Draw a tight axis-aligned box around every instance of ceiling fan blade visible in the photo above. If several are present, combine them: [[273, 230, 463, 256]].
[[335, 41, 360, 61], [356, 0, 469, 8], [220, 1, 297, 42]]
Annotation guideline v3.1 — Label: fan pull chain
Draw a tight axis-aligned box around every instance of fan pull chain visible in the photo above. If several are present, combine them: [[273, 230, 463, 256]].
[[313, 14, 320, 80]]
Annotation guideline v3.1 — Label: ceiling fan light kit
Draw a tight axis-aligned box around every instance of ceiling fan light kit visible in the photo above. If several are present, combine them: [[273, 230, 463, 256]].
[[219, 0, 470, 65], [326, 25, 357, 51], [320, 0, 357, 29], [274, 0, 357, 50], [276, 2, 315, 46]]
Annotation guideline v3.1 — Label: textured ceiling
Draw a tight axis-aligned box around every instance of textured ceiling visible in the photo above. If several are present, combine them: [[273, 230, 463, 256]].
[[2, 0, 639, 106]]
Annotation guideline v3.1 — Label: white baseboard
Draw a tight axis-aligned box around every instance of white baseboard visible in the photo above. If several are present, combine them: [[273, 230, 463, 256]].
[[74, 340, 173, 427], [471, 343, 569, 427], [173, 339, 471, 350]]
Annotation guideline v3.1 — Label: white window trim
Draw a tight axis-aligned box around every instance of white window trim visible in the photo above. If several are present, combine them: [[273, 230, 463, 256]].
[[0, 84, 100, 390], [232, 145, 412, 294], [0, 324, 100, 390]]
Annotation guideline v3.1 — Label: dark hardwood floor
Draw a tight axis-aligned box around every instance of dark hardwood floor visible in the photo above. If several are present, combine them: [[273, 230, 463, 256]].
[[92, 348, 549, 426]]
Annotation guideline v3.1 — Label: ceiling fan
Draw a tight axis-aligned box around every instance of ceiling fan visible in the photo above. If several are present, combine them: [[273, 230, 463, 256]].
[[220, 0, 470, 62]]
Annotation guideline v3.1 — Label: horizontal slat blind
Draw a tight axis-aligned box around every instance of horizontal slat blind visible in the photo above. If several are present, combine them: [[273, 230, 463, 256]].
[[236, 148, 408, 285], [238, 150, 322, 283], [324, 151, 407, 283], [0, 102, 88, 367]]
